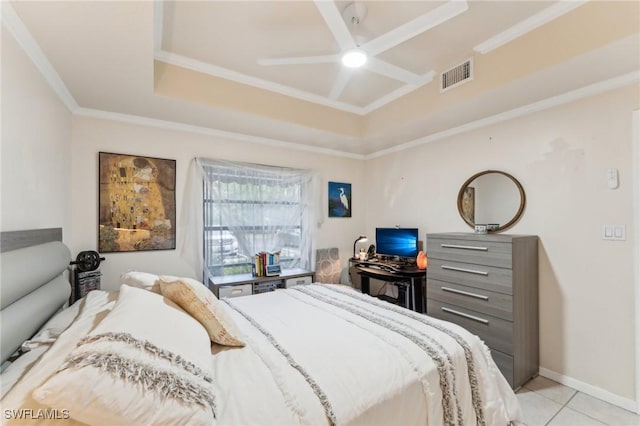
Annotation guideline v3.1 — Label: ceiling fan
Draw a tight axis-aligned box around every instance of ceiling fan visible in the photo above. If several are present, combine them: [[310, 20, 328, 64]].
[[258, 0, 469, 101]]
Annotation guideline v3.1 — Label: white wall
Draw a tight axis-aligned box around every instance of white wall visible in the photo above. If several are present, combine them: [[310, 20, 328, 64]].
[[70, 116, 365, 289], [365, 85, 639, 402], [0, 28, 72, 243]]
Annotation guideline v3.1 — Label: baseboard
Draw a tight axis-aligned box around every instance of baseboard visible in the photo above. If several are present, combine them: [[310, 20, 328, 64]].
[[539, 367, 638, 414]]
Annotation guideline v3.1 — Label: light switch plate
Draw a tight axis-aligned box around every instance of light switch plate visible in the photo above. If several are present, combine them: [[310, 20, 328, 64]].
[[607, 168, 619, 189], [613, 225, 626, 240], [603, 224, 626, 240]]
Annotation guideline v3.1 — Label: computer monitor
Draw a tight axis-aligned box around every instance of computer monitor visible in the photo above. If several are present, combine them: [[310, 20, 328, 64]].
[[375, 228, 419, 259]]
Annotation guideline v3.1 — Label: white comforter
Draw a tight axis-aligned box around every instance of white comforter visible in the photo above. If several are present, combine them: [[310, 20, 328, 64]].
[[1, 285, 521, 425], [214, 284, 520, 425]]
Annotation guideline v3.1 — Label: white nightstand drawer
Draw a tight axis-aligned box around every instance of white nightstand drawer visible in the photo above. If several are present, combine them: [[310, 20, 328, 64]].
[[285, 275, 312, 288], [218, 284, 252, 298]]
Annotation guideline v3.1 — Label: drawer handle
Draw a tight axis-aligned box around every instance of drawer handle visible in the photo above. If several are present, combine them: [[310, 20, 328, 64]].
[[231, 288, 244, 294], [441, 307, 489, 325], [441, 286, 489, 301], [441, 265, 489, 276], [441, 244, 488, 251]]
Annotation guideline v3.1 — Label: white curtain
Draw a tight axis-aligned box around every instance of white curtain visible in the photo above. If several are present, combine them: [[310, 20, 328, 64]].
[[179, 158, 322, 282]]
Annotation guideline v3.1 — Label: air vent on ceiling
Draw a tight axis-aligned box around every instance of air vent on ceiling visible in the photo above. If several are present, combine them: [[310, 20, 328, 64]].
[[440, 58, 473, 93]]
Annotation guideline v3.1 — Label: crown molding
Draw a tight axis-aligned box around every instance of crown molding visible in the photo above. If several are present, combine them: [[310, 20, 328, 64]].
[[1, 1, 79, 111], [155, 50, 435, 115], [3, 0, 598, 123], [152, 0, 588, 115], [73, 107, 366, 160], [154, 50, 435, 116], [474, 0, 587, 54], [155, 51, 436, 117], [73, 71, 639, 162], [155, 50, 366, 116], [152, 0, 444, 117], [365, 70, 640, 159], [7, 0, 637, 162]]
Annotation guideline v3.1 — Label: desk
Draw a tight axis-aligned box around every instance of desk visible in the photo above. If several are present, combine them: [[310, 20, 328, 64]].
[[351, 259, 426, 313]]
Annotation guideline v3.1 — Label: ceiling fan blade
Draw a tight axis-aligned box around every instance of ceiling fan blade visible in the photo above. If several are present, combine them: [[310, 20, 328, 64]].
[[258, 54, 338, 66], [366, 58, 424, 85], [362, 0, 469, 57], [328, 68, 354, 100], [314, 0, 356, 51]]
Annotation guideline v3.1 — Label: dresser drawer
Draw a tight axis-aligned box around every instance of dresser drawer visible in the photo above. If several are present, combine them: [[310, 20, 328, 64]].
[[427, 238, 512, 269], [218, 284, 252, 298], [285, 275, 312, 288], [427, 299, 513, 355], [428, 258, 513, 295], [490, 349, 514, 388], [427, 279, 513, 321]]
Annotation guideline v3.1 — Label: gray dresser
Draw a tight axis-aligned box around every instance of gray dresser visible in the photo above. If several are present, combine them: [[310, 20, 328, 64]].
[[426, 232, 538, 389]]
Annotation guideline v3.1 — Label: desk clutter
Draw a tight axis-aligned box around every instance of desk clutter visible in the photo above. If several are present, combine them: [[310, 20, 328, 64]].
[[351, 258, 426, 313], [354, 258, 422, 273]]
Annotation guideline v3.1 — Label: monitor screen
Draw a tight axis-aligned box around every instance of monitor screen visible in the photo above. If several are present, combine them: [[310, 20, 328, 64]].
[[375, 228, 419, 259]]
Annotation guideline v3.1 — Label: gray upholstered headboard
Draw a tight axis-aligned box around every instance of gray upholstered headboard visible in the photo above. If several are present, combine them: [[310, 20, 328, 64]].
[[0, 228, 71, 364]]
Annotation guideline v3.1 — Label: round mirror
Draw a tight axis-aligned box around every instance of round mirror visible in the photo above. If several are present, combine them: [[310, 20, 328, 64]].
[[457, 170, 525, 233]]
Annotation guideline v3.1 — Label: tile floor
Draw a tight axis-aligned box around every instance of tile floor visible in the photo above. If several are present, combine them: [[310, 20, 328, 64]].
[[516, 376, 639, 426]]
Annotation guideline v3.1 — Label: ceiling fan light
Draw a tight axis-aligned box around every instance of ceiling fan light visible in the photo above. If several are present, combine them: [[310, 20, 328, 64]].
[[341, 48, 367, 68]]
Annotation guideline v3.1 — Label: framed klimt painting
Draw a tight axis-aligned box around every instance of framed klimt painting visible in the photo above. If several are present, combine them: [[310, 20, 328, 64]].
[[98, 152, 176, 252], [328, 181, 351, 218]]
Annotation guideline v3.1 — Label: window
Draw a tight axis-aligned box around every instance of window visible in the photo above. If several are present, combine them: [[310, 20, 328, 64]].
[[202, 161, 317, 277]]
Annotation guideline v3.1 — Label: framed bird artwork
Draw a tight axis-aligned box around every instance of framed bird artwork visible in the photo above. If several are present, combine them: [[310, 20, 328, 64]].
[[328, 181, 351, 218]]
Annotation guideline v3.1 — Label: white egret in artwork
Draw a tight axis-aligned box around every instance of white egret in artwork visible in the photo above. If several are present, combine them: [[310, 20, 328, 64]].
[[339, 188, 349, 211]]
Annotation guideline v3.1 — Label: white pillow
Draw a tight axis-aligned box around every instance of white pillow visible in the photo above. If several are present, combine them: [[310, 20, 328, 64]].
[[33, 284, 216, 425], [159, 276, 245, 347], [120, 270, 161, 293]]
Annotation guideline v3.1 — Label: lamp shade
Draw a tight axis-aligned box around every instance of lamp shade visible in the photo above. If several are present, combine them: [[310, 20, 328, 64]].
[[353, 235, 368, 259]]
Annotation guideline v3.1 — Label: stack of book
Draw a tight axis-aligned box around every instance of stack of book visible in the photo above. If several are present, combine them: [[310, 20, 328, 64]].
[[252, 251, 281, 277]]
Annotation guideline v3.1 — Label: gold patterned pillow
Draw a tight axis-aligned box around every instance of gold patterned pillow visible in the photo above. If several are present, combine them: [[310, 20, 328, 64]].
[[159, 276, 245, 347]]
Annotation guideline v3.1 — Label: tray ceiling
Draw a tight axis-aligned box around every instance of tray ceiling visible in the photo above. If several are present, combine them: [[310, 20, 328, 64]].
[[157, 1, 555, 111], [5, 1, 639, 156]]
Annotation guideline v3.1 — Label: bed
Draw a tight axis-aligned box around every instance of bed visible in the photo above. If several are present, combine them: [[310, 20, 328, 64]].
[[0, 229, 522, 425]]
